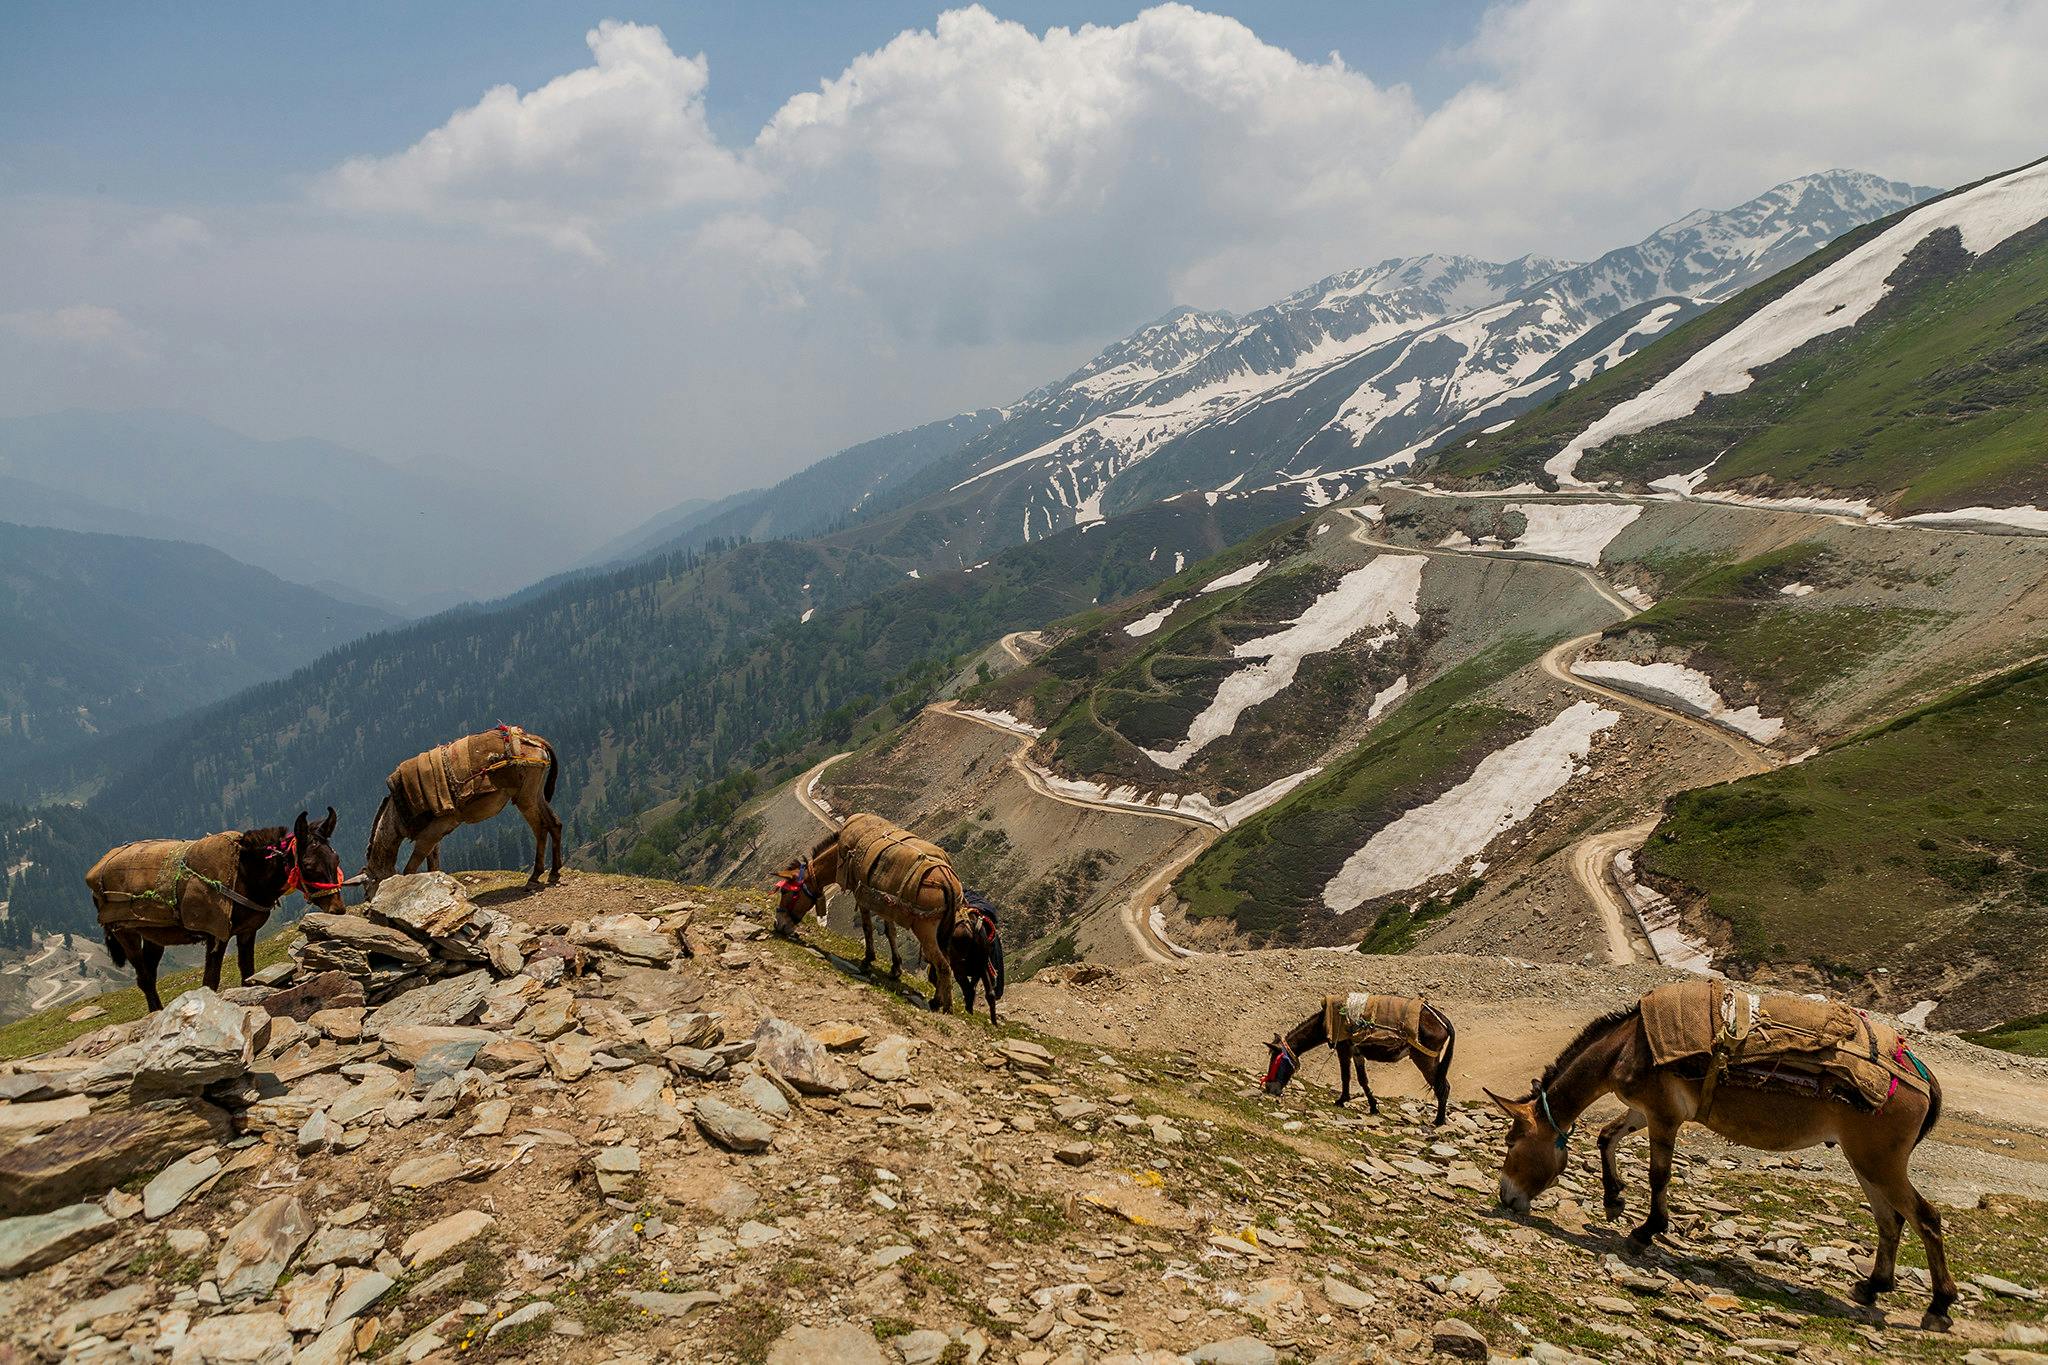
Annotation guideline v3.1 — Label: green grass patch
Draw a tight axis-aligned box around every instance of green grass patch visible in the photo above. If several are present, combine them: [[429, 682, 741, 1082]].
[[1963, 1010, 2048, 1057], [1641, 658, 2048, 979], [0, 925, 300, 1060]]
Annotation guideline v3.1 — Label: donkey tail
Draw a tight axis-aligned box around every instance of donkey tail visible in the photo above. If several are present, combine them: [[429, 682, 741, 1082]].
[[542, 740, 559, 802], [102, 923, 127, 970], [988, 915, 1006, 1002], [1436, 1012, 1457, 1098]]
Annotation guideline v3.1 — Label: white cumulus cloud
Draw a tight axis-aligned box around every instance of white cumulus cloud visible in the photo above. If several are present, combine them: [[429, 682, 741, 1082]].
[[317, 19, 760, 258]]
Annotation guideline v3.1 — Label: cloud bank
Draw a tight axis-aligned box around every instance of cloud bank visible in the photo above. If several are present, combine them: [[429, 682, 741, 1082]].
[[6, 1, 2047, 517]]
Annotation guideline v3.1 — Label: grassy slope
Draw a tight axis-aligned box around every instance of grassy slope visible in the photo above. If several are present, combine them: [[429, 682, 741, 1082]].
[[1428, 160, 2048, 513], [1640, 659, 2048, 1024], [1173, 636, 1556, 942]]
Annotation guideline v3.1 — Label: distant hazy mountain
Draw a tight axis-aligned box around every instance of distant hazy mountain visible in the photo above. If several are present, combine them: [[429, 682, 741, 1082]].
[[0, 410, 603, 610], [0, 521, 396, 762]]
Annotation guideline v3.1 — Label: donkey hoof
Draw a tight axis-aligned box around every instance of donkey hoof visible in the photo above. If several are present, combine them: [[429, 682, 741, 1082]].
[[1628, 1224, 1661, 1247], [1852, 1278, 1887, 1307], [1603, 1200, 1625, 1221], [1919, 1310, 1951, 1333]]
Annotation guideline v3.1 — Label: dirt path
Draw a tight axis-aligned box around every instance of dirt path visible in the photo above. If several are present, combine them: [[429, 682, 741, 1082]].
[[1341, 505, 1781, 965], [791, 752, 852, 830], [998, 629, 1045, 665]]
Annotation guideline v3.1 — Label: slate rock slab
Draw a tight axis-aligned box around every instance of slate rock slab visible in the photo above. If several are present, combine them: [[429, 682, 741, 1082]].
[[0, 1203, 116, 1277], [752, 1016, 852, 1095], [362, 970, 492, 1037], [0, 1097, 233, 1217], [694, 1097, 774, 1152], [76, 988, 256, 1095], [216, 1193, 314, 1302], [259, 972, 366, 1023]]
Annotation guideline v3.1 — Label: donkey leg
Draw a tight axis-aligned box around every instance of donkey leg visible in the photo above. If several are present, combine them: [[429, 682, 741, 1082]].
[[915, 922, 954, 1013], [547, 806, 564, 881], [883, 921, 902, 980], [136, 942, 166, 1013], [202, 938, 228, 992], [1847, 1132, 1956, 1330], [1356, 1057, 1379, 1115], [237, 931, 257, 986], [1849, 1169, 1904, 1308], [514, 793, 549, 885], [1331, 1042, 1351, 1105], [1598, 1109, 1647, 1220], [1907, 1183, 1956, 1331], [859, 906, 876, 974], [1630, 1122, 1678, 1245]]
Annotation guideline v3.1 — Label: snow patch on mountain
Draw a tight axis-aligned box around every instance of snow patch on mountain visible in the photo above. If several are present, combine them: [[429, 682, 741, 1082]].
[[1571, 659, 1784, 743], [1145, 556, 1425, 771], [1475, 502, 1643, 566], [1030, 763, 1323, 831], [1322, 700, 1619, 913], [1199, 560, 1270, 594], [1124, 601, 1185, 637], [1546, 162, 2047, 485], [1897, 505, 2048, 535]]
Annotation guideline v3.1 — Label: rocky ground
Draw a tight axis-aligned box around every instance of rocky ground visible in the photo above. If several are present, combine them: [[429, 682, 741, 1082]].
[[1, 870, 2045, 1364]]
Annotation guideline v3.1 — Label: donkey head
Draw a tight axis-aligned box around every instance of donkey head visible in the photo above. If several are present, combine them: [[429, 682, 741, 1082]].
[[292, 807, 348, 913], [1487, 1082, 1568, 1214], [771, 856, 819, 935], [1261, 1034, 1299, 1096]]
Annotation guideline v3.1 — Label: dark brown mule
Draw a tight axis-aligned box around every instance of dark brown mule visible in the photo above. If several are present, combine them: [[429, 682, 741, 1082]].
[[1487, 1004, 1955, 1331], [91, 809, 348, 1011], [773, 815, 961, 1013], [1261, 997, 1457, 1124], [947, 891, 1005, 1023], [365, 727, 562, 891]]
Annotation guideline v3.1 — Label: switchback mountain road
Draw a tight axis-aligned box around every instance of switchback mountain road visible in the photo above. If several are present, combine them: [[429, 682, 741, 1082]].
[[1342, 505, 1780, 964]]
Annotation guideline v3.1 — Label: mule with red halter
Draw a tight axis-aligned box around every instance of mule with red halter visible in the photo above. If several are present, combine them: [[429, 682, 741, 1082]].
[[773, 816, 963, 1013], [1261, 996, 1457, 1125], [93, 808, 358, 1012]]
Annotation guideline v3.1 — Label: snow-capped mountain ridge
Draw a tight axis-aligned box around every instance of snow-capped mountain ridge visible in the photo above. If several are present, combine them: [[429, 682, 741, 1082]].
[[917, 168, 1933, 542]]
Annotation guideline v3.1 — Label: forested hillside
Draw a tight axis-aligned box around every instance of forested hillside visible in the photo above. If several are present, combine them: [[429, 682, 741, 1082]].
[[0, 803, 123, 950], [0, 522, 395, 764]]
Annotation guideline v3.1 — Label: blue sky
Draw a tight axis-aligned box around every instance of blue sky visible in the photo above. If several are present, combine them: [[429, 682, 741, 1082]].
[[1, 2, 2042, 522]]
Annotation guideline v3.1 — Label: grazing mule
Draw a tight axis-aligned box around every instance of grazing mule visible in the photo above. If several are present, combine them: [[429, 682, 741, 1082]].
[[1261, 993, 1457, 1124], [947, 890, 1006, 1023], [1488, 1002, 1955, 1331], [365, 725, 562, 891], [773, 812, 961, 1013], [91, 809, 348, 1011]]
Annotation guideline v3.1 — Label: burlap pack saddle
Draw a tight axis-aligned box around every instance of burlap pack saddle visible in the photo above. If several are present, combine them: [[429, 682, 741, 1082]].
[[1641, 979, 1930, 1113], [389, 726, 549, 824], [1323, 993, 1444, 1059], [88, 833, 247, 942], [837, 813, 956, 919]]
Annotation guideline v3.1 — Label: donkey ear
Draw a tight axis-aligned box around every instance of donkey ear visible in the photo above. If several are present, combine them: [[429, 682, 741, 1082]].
[[319, 807, 338, 839], [1482, 1087, 1526, 1118], [295, 810, 311, 839]]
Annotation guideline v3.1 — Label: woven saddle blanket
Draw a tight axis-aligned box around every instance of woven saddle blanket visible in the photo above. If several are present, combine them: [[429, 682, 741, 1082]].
[[390, 726, 547, 822], [837, 813, 955, 916], [87, 832, 243, 941], [1324, 993, 1434, 1055], [1641, 978, 1926, 1109]]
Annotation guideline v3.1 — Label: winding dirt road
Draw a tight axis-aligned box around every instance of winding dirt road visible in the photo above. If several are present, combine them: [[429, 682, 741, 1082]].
[[791, 752, 852, 831], [1340, 505, 1779, 964]]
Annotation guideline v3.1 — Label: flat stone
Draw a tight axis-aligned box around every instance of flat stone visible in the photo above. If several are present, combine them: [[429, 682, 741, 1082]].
[[489, 1300, 553, 1337], [752, 1016, 852, 1095], [401, 1209, 493, 1267], [363, 970, 492, 1037], [326, 1267, 395, 1326], [302, 1224, 384, 1270], [474, 1037, 544, 1076], [738, 1072, 790, 1119], [463, 1099, 512, 1137], [694, 1097, 774, 1153], [369, 873, 482, 941], [766, 1323, 887, 1365], [294, 1321, 357, 1365], [994, 1038, 1055, 1073], [521, 993, 578, 1041], [547, 1034, 595, 1082], [896, 1328, 951, 1365], [0, 1096, 233, 1217], [809, 1023, 869, 1051], [259, 972, 365, 1023], [1431, 1318, 1489, 1360], [857, 1035, 917, 1083], [1323, 1275, 1373, 1311], [1187, 1338, 1277, 1365], [389, 1150, 468, 1190], [0, 1202, 116, 1277], [66, 1004, 108, 1023], [410, 1040, 485, 1090], [178, 1310, 292, 1364], [0, 1095, 92, 1134], [281, 1263, 340, 1333], [1055, 1142, 1095, 1167], [77, 988, 256, 1095], [625, 1288, 723, 1317], [167, 1228, 209, 1257], [300, 912, 432, 965], [143, 1150, 222, 1220], [378, 1024, 497, 1067], [574, 916, 680, 966], [215, 1193, 314, 1302]]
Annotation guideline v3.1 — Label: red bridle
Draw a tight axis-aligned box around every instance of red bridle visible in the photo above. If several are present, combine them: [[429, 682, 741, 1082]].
[[270, 834, 351, 900]]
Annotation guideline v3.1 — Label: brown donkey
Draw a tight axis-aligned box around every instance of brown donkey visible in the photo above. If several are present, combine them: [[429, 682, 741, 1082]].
[[365, 725, 562, 891], [91, 809, 349, 1011], [1261, 993, 1457, 1124], [773, 812, 961, 1013], [1488, 997, 1955, 1331]]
